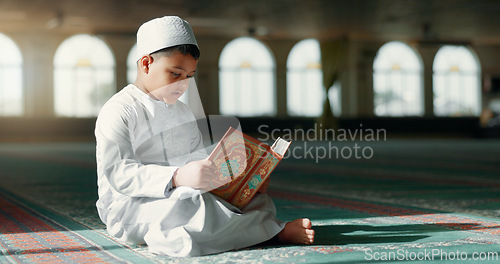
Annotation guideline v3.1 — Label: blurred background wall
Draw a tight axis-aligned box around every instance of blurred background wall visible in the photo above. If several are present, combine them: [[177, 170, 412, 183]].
[[1, 0, 500, 141]]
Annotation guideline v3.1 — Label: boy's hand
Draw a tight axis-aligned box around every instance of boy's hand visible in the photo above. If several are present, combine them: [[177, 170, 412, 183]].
[[172, 159, 217, 190]]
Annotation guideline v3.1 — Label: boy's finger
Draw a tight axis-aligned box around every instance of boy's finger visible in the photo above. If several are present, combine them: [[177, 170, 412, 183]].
[[202, 159, 213, 166], [206, 170, 217, 180]]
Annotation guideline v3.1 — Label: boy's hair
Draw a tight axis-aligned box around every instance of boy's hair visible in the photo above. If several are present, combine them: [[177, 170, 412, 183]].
[[150, 44, 200, 60]]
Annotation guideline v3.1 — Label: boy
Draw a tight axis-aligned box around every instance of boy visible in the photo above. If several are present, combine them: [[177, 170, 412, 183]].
[[95, 16, 314, 257]]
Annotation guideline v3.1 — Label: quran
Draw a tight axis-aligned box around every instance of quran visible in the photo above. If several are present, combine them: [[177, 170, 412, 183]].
[[208, 127, 291, 209]]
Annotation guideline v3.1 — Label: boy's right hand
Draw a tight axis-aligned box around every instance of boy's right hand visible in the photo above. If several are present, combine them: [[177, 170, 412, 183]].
[[172, 159, 217, 190]]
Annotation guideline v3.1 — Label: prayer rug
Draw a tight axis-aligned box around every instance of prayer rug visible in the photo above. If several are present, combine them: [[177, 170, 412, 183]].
[[0, 189, 155, 264], [1, 140, 500, 263], [131, 190, 500, 264]]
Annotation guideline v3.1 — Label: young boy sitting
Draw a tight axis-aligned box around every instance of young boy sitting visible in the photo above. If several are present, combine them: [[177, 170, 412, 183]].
[[95, 16, 314, 257]]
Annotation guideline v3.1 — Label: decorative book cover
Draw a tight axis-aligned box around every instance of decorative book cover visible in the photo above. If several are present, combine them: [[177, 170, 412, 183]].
[[208, 127, 291, 209]]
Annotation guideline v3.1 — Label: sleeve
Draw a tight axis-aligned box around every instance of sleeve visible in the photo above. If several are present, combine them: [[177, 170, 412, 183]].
[[95, 101, 177, 198]]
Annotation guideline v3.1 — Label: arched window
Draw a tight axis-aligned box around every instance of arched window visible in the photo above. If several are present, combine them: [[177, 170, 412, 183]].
[[373, 41, 423, 116], [328, 82, 342, 117], [54, 34, 115, 117], [287, 39, 324, 117], [433, 45, 481, 116], [0, 33, 23, 116], [219, 37, 275, 116], [127, 44, 138, 84]]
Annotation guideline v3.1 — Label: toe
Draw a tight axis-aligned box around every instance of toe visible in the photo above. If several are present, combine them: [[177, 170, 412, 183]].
[[302, 218, 312, 228]]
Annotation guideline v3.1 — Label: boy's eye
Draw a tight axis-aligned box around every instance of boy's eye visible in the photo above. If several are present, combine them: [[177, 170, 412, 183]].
[[171, 72, 181, 77]]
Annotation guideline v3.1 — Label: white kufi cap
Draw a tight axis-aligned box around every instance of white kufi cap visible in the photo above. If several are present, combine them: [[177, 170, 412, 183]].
[[136, 16, 198, 61]]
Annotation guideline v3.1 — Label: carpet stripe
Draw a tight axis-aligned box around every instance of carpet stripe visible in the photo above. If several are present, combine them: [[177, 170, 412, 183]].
[[0, 190, 156, 264], [269, 189, 500, 237], [279, 163, 500, 188], [269, 189, 430, 216], [0, 194, 121, 263]]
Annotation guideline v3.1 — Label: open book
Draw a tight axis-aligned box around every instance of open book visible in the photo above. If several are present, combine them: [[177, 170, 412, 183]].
[[208, 127, 291, 209]]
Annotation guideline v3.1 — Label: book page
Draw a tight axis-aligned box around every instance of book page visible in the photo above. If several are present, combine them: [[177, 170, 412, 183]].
[[271, 137, 291, 156]]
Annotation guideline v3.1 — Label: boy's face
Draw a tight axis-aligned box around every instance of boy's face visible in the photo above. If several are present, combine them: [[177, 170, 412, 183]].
[[143, 51, 198, 105]]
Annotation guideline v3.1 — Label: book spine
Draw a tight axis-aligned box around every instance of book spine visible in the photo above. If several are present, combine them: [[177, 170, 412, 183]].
[[223, 133, 269, 205], [230, 151, 282, 209]]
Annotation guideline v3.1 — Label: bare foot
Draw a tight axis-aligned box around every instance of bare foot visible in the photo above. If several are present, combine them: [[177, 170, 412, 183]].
[[277, 218, 315, 245]]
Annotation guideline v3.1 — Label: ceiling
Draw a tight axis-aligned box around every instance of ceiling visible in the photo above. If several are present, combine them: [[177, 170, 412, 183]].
[[1, 0, 499, 44]]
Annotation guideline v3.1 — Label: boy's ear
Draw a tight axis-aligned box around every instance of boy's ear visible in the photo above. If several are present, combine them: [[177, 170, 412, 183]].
[[138, 55, 154, 74]]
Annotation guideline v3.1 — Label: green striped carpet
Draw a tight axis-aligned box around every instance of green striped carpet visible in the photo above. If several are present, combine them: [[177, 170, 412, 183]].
[[0, 139, 499, 263]]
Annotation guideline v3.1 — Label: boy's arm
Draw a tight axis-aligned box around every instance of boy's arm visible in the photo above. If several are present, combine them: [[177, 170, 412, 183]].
[[95, 102, 177, 198]]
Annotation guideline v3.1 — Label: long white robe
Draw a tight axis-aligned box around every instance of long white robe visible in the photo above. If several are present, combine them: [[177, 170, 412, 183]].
[[95, 84, 285, 257]]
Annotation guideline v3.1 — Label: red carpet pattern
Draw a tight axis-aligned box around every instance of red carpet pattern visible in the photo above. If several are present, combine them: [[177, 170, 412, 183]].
[[0, 194, 128, 263]]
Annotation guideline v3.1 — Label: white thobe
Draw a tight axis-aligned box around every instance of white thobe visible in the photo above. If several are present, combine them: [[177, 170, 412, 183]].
[[95, 84, 285, 257]]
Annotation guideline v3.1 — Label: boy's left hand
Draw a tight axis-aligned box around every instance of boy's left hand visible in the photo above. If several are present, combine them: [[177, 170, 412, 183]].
[[258, 178, 270, 193]]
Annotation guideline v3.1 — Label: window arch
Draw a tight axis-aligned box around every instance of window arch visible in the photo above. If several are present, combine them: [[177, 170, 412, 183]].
[[219, 37, 275, 116], [127, 44, 138, 84], [328, 82, 342, 116], [286, 39, 324, 117], [373, 41, 423, 116], [0, 33, 23, 116], [433, 45, 481, 116], [54, 34, 115, 117]]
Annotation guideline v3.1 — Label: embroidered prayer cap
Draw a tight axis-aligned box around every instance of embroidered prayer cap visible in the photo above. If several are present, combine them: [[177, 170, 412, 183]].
[[136, 16, 198, 61]]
